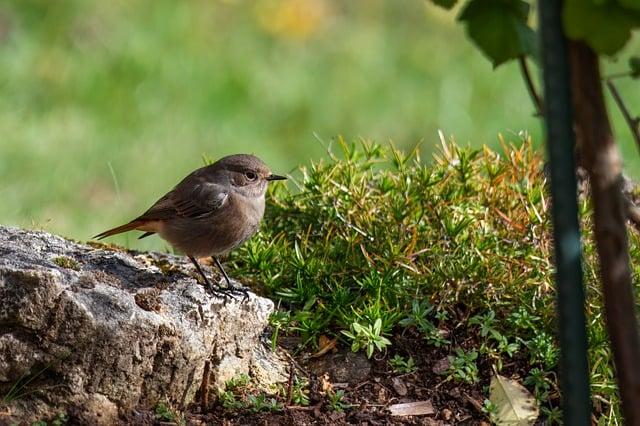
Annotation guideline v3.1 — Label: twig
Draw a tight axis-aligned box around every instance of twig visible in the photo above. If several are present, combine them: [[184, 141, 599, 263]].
[[285, 362, 295, 406], [199, 360, 211, 411], [606, 80, 640, 230], [569, 40, 640, 423], [463, 392, 484, 413], [286, 403, 322, 411], [606, 79, 640, 156], [518, 56, 544, 117], [605, 71, 633, 80], [280, 346, 307, 376]]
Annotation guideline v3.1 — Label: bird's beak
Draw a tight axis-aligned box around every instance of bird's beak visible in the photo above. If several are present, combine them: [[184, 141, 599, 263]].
[[266, 174, 287, 181]]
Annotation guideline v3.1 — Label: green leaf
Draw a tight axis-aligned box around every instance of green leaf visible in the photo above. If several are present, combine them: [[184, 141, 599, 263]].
[[428, 0, 458, 10], [458, 0, 537, 67], [563, 0, 640, 55], [341, 330, 355, 339], [373, 318, 382, 335]]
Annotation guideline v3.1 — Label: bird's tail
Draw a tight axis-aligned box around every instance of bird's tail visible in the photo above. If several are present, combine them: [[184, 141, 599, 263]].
[[93, 220, 147, 240]]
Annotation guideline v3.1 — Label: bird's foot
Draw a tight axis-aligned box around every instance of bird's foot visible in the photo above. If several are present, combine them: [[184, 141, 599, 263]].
[[199, 281, 231, 303], [205, 281, 250, 303], [225, 283, 250, 303]]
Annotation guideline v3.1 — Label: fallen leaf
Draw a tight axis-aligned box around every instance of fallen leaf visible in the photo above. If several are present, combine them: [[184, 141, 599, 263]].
[[432, 357, 450, 375], [319, 373, 333, 394], [489, 374, 539, 425], [310, 335, 337, 358], [389, 400, 435, 416], [392, 376, 408, 396]]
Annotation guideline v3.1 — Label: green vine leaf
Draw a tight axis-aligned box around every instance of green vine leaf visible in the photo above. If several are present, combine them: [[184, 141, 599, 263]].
[[563, 0, 640, 55], [428, 0, 458, 10], [458, 0, 536, 68]]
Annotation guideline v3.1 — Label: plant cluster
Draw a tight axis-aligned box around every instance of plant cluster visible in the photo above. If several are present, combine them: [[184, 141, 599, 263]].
[[230, 138, 636, 422], [216, 374, 317, 414], [388, 355, 417, 374]]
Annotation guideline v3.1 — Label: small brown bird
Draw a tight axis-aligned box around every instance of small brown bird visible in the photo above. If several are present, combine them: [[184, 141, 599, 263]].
[[94, 154, 286, 300]]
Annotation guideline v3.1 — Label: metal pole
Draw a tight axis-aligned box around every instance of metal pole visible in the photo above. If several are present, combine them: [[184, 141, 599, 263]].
[[538, 1, 591, 424]]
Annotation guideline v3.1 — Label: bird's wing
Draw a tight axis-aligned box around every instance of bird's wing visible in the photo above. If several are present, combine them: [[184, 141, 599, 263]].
[[137, 180, 229, 221]]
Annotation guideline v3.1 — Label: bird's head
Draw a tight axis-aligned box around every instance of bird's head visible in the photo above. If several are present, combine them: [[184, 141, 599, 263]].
[[215, 154, 286, 197]]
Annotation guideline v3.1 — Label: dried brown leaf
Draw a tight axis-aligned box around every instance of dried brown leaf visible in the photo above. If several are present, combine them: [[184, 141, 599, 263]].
[[389, 401, 435, 416]]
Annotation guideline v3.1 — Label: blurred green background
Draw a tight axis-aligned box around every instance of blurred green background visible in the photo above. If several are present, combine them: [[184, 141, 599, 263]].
[[1, 0, 638, 250]]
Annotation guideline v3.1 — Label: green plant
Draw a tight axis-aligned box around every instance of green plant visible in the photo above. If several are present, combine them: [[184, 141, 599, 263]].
[[508, 307, 540, 336], [218, 373, 284, 413], [51, 256, 80, 271], [470, 311, 520, 367], [447, 349, 479, 384], [526, 332, 558, 370], [268, 310, 291, 351], [247, 394, 282, 413], [50, 412, 68, 426], [326, 389, 348, 413], [31, 412, 68, 426], [154, 402, 180, 423], [229, 140, 638, 421], [291, 377, 310, 406], [219, 390, 245, 410], [427, 0, 640, 421], [399, 300, 432, 327], [524, 367, 552, 402], [388, 355, 417, 374], [541, 406, 563, 425], [482, 399, 499, 424], [3, 352, 72, 404], [225, 374, 250, 391], [341, 318, 392, 358]]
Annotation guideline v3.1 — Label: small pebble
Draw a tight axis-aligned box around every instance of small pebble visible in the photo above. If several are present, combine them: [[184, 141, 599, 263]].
[[441, 408, 453, 421]]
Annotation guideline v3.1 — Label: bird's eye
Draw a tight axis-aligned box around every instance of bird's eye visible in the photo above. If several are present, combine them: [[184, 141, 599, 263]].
[[245, 172, 257, 181]]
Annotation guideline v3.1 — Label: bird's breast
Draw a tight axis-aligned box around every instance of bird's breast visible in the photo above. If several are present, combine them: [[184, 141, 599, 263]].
[[233, 193, 265, 225]]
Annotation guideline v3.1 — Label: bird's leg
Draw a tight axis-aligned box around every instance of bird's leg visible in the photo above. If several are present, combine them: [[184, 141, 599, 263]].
[[212, 257, 249, 302], [212, 256, 232, 286], [188, 256, 232, 301]]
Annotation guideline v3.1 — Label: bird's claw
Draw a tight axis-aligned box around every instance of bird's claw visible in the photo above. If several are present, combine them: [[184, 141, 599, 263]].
[[205, 282, 250, 303], [225, 283, 250, 303], [229, 285, 250, 303]]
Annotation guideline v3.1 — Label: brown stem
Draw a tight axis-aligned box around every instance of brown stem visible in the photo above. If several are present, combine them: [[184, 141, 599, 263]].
[[200, 360, 211, 411], [569, 40, 640, 423], [518, 56, 544, 116], [606, 79, 640, 156], [286, 363, 295, 406]]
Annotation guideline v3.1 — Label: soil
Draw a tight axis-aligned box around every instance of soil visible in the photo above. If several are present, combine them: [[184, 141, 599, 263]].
[[120, 326, 549, 425]]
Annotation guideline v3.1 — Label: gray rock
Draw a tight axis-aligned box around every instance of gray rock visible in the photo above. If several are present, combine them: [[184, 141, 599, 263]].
[[0, 226, 286, 424]]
